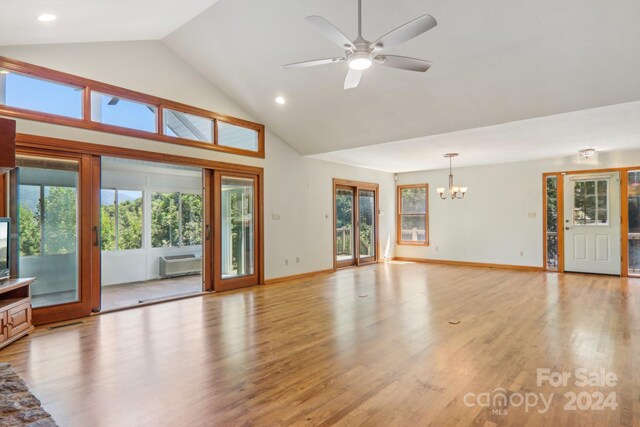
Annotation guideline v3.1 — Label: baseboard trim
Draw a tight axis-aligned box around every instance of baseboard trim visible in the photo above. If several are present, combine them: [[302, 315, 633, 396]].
[[392, 257, 543, 272], [264, 269, 335, 285]]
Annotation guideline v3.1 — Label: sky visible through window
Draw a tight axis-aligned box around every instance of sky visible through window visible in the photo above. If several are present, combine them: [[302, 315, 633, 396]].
[[4, 72, 82, 118], [2, 71, 156, 130], [2, 69, 258, 150]]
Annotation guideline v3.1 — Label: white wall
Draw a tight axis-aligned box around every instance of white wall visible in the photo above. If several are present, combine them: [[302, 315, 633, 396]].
[[0, 41, 395, 280], [397, 150, 640, 267]]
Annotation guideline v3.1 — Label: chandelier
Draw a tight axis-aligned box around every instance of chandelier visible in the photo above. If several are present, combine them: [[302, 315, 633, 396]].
[[436, 153, 467, 200]]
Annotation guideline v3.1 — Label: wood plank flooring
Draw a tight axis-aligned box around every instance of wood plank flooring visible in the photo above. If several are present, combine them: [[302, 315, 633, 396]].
[[0, 262, 638, 426]]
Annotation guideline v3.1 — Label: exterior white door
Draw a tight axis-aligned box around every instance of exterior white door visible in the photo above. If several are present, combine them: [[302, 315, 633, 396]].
[[563, 172, 621, 275]]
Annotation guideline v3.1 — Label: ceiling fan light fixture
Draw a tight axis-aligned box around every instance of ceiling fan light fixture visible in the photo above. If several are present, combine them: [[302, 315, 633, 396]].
[[348, 52, 373, 70]]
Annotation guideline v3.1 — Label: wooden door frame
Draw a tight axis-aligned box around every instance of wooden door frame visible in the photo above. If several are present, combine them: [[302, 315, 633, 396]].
[[543, 166, 639, 277], [10, 133, 264, 324], [332, 178, 380, 270], [12, 147, 95, 324], [214, 171, 262, 291], [334, 184, 357, 269], [0, 173, 6, 217], [203, 169, 214, 292]]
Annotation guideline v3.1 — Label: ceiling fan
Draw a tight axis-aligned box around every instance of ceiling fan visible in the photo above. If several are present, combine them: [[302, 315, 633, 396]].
[[282, 0, 437, 90]]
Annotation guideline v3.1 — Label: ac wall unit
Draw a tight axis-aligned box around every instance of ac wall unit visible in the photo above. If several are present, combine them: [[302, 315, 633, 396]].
[[159, 254, 202, 278]]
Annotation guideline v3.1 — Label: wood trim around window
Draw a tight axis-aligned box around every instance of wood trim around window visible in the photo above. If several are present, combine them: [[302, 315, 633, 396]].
[[396, 183, 429, 246], [0, 56, 265, 158], [214, 171, 262, 291], [332, 178, 380, 271], [12, 148, 96, 325], [542, 173, 563, 272], [11, 134, 264, 324]]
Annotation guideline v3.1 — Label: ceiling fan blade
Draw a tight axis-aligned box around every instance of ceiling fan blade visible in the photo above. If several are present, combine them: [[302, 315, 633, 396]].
[[282, 57, 344, 69], [344, 69, 363, 90], [371, 14, 437, 49], [107, 97, 120, 106], [306, 16, 355, 50], [377, 55, 432, 72]]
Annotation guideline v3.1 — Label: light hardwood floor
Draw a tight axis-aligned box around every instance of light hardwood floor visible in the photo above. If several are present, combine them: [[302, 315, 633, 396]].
[[0, 262, 638, 426]]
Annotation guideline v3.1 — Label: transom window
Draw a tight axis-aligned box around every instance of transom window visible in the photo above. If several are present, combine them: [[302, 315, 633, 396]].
[[397, 184, 429, 245], [91, 92, 157, 133], [572, 179, 609, 226], [0, 69, 83, 119], [0, 56, 265, 157]]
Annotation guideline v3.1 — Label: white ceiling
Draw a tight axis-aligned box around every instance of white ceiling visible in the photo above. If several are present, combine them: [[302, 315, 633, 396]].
[[1, 0, 639, 172], [310, 101, 640, 173], [0, 0, 219, 45], [164, 0, 640, 158]]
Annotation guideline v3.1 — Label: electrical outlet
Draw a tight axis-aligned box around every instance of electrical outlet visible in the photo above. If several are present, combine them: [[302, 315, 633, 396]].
[[285, 258, 289, 266], [296, 257, 300, 264], [519, 250, 524, 257], [435, 246, 439, 252]]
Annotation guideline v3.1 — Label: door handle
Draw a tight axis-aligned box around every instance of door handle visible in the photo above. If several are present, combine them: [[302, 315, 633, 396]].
[[565, 226, 570, 230], [205, 224, 212, 240], [93, 226, 101, 247]]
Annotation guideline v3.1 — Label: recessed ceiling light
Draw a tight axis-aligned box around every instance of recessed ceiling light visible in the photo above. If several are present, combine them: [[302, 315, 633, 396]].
[[275, 96, 286, 105], [37, 14, 57, 22]]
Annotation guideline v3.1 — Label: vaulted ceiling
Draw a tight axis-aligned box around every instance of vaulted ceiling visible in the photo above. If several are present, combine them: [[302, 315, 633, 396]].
[[1, 0, 640, 171], [163, 0, 640, 161]]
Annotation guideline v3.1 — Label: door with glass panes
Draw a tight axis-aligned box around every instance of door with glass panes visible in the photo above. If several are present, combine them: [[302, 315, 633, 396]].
[[563, 173, 621, 275], [334, 179, 378, 269], [11, 152, 96, 324]]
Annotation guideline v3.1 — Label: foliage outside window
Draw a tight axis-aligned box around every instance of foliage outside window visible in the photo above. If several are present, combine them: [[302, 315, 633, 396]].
[[19, 184, 77, 257], [359, 190, 375, 257], [545, 176, 559, 270], [151, 192, 202, 248], [222, 178, 254, 277], [397, 184, 428, 245], [572, 179, 609, 226], [335, 189, 354, 259], [100, 189, 143, 251]]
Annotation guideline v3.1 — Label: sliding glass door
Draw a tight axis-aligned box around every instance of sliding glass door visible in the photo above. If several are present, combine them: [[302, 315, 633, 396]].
[[11, 152, 95, 324], [214, 172, 260, 291], [335, 187, 356, 268], [358, 189, 377, 265], [9, 139, 263, 324], [99, 157, 205, 311], [333, 179, 379, 269]]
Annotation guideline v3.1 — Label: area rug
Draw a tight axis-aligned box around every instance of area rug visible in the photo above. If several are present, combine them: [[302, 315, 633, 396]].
[[0, 363, 57, 426]]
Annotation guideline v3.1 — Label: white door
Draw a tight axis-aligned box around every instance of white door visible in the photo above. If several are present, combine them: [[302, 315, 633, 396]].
[[563, 172, 621, 275]]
